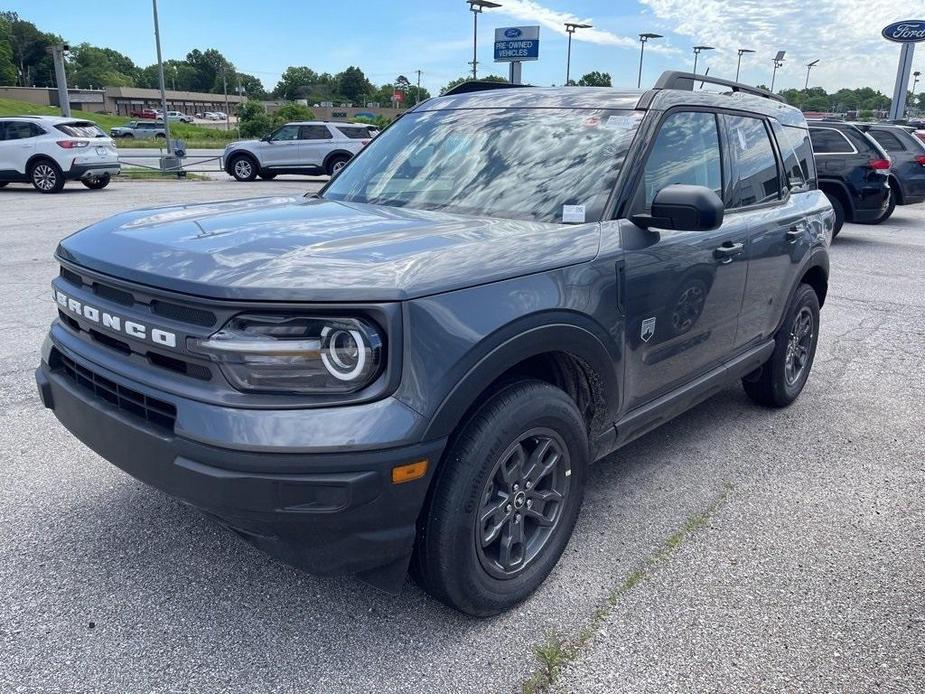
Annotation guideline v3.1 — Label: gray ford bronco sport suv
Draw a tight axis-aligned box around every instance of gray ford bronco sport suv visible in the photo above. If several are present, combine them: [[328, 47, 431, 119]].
[[36, 72, 832, 616]]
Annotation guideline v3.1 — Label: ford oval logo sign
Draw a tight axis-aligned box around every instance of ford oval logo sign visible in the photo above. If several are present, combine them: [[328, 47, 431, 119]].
[[882, 20, 925, 43], [504, 28, 522, 38]]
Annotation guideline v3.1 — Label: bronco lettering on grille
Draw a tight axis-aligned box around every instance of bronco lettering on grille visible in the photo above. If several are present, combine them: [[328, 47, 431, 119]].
[[54, 289, 177, 348]]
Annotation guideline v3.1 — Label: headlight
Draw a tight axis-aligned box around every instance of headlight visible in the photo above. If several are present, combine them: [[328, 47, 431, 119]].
[[188, 315, 384, 394]]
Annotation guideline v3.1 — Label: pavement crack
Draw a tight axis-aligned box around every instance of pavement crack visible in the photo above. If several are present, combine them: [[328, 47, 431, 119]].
[[520, 484, 732, 694]]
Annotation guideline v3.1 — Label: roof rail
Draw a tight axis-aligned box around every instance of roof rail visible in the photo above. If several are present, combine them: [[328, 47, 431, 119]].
[[442, 80, 532, 96], [653, 71, 785, 103]]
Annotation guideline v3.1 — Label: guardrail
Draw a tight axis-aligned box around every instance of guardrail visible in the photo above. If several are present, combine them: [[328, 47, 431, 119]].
[[116, 151, 226, 177]]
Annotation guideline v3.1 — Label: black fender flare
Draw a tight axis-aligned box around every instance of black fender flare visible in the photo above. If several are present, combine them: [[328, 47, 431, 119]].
[[421, 312, 621, 442], [817, 179, 855, 216], [775, 247, 829, 334]]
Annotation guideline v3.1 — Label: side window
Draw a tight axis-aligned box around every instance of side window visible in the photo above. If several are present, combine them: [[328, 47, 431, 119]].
[[4, 122, 41, 140], [633, 111, 722, 212], [300, 125, 333, 140], [775, 123, 816, 192], [809, 128, 853, 154], [271, 125, 300, 141], [0, 122, 6, 141], [334, 126, 370, 140], [725, 115, 781, 207], [868, 130, 906, 152]]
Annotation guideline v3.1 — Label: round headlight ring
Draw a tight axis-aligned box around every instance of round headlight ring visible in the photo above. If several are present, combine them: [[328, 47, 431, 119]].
[[321, 326, 368, 381]]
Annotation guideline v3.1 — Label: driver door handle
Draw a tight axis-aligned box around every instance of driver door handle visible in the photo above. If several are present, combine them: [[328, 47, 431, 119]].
[[713, 241, 744, 263], [787, 224, 805, 242]]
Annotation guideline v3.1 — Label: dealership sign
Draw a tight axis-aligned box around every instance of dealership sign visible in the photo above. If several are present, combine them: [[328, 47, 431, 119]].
[[882, 20, 925, 43], [494, 26, 540, 62]]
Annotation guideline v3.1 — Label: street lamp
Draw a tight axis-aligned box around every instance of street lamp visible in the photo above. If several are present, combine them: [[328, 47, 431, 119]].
[[735, 48, 755, 82], [805, 59, 819, 90], [770, 50, 786, 92], [692, 46, 714, 75], [564, 22, 593, 85], [913, 70, 921, 94], [637, 33, 662, 88], [467, 0, 501, 80]]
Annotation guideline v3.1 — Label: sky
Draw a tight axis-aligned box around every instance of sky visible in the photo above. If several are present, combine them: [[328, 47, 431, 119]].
[[6, 0, 918, 97]]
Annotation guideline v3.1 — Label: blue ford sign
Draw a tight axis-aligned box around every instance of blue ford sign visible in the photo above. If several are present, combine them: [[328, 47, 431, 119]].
[[494, 25, 540, 62], [882, 20, 925, 43]]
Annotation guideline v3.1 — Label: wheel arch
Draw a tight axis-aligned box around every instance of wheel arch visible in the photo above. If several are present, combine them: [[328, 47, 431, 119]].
[[421, 318, 620, 457], [224, 149, 258, 173], [817, 179, 853, 216], [322, 149, 354, 171], [26, 153, 61, 175], [887, 174, 905, 205]]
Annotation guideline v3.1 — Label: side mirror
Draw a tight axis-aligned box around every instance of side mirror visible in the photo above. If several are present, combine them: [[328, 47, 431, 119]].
[[630, 184, 724, 232]]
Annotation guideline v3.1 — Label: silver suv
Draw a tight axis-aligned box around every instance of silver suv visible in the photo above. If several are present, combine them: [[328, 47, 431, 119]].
[[223, 121, 372, 181], [109, 121, 167, 139]]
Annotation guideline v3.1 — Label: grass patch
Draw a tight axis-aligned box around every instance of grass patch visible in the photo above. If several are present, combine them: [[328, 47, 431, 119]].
[[521, 484, 732, 694], [0, 97, 238, 146], [115, 169, 208, 181]]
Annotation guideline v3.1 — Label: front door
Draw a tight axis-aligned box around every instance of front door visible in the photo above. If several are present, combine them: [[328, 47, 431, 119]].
[[621, 110, 749, 411], [0, 121, 39, 175], [263, 124, 304, 167]]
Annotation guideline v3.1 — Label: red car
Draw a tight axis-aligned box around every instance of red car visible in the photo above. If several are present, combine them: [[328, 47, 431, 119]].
[[130, 108, 159, 119]]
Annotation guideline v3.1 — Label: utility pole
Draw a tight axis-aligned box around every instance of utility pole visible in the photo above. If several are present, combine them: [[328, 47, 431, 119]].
[[223, 69, 230, 130], [564, 22, 592, 86], [735, 48, 754, 82], [637, 33, 662, 88], [467, 1, 501, 81], [414, 69, 422, 105], [151, 0, 172, 155], [49, 45, 71, 117]]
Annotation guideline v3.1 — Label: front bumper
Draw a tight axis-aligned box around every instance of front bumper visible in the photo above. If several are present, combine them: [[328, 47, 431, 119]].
[[36, 340, 445, 586]]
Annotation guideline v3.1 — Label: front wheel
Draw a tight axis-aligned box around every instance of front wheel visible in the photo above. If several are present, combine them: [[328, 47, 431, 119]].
[[30, 160, 65, 193], [742, 283, 820, 407], [412, 380, 588, 616], [81, 174, 111, 190]]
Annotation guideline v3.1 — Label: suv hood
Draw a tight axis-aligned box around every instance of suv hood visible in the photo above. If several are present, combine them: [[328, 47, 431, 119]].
[[56, 196, 601, 301]]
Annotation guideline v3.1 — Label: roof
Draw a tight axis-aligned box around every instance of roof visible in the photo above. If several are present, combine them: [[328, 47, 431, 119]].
[[413, 87, 644, 112], [288, 120, 369, 126], [0, 115, 96, 124]]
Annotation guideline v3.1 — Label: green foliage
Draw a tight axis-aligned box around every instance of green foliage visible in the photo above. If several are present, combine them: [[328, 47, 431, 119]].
[[273, 102, 315, 122], [440, 74, 508, 95], [273, 66, 319, 100], [353, 114, 392, 129], [68, 43, 138, 88], [237, 100, 317, 139], [858, 110, 874, 121], [778, 85, 892, 114], [0, 15, 18, 84], [577, 71, 611, 87], [337, 66, 373, 104], [1, 10, 61, 87]]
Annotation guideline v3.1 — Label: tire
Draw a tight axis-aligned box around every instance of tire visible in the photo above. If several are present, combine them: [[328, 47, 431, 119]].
[[742, 283, 820, 408], [155, 133, 166, 139], [870, 193, 896, 225], [0, 182, 8, 188], [81, 174, 111, 190], [228, 154, 258, 182], [825, 193, 845, 237], [326, 154, 350, 176], [412, 380, 589, 616], [258, 172, 277, 180], [123, 133, 134, 139], [29, 159, 65, 194]]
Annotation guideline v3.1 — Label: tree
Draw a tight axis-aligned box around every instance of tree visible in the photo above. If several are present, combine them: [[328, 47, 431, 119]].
[[336, 66, 373, 104], [1, 11, 61, 87], [236, 73, 266, 100], [184, 48, 234, 93], [0, 15, 19, 85], [67, 43, 138, 88], [440, 74, 507, 94], [273, 66, 319, 100], [237, 100, 273, 138], [577, 71, 611, 87]]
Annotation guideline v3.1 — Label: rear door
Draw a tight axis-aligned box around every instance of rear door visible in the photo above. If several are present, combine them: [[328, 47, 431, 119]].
[[725, 114, 810, 346], [621, 109, 749, 411], [299, 124, 336, 167]]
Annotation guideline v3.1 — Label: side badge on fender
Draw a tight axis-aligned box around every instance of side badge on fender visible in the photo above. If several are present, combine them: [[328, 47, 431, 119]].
[[641, 317, 656, 343]]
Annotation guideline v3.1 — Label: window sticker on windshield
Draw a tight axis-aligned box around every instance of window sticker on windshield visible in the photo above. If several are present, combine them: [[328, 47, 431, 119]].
[[604, 115, 637, 130], [582, 115, 601, 128], [562, 204, 586, 224], [736, 127, 748, 150]]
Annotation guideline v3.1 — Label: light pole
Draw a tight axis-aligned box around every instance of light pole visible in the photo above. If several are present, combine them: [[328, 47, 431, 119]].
[[913, 70, 921, 95], [735, 48, 754, 82], [151, 0, 172, 155], [805, 59, 819, 90], [692, 46, 714, 75], [637, 33, 662, 88], [565, 22, 593, 85], [467, 0, 501, 80], [770, 50, 786, 92]]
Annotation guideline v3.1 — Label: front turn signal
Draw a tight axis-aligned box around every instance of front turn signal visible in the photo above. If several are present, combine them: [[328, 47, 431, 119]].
[[392, 459, 429, 484]]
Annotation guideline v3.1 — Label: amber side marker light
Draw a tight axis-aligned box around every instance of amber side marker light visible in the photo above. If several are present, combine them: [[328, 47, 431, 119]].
[[392, 459, 429, 484]]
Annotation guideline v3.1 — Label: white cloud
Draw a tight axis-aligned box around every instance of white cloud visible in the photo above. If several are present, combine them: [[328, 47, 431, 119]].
[[639, 0, 915, 93], [495, 0, 672, 51]]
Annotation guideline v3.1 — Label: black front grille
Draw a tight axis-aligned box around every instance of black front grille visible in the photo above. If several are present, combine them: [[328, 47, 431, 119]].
[[151, 300, 216, 327], [51, 350, 176, 431], [92, 282, 134, 306], [60, 267, 83, 287]]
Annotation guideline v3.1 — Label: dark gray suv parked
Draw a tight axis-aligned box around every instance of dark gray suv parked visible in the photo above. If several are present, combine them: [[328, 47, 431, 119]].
[[36, 72, 832, 616]]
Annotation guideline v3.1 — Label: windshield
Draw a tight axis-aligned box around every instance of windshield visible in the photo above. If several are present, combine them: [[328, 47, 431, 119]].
[[324, 107, 642, 223]]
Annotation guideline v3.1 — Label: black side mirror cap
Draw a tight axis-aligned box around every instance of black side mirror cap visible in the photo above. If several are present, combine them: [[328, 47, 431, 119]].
[[630, 184, 724, 232]]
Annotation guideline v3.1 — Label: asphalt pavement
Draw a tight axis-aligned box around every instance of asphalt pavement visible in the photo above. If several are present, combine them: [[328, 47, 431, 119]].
[[0, 180, 922, 693]]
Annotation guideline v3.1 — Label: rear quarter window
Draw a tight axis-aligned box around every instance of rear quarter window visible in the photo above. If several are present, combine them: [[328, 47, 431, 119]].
[[809, 128, 854, 154], [868, 129, 906, 152], [335, 126, 371, 140], [777, 123, 816, 191]]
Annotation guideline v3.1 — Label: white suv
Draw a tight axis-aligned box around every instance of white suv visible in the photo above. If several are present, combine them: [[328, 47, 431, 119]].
[[0, 116, 120, 193], [223, 121, 372, 181]]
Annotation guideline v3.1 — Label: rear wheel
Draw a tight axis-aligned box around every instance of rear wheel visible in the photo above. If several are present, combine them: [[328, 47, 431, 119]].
[[742, 283, 820, 407], [229, 154, 258, 182], [870, 193, 896, 225], [81, 174, 111, 190], [29, 159, 65, 193], [412, 380, 588, 616], [824, 193, 845, 237]]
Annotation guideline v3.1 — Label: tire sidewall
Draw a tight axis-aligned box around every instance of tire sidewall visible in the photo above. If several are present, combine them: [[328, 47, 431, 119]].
[[30, 159, 64, 193], [327, 155, 349, 176], [229, 154, 257, 181], [427, 382, 589, 616], [770, 284, 820, 403], [826, 193, 844, 236]]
